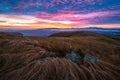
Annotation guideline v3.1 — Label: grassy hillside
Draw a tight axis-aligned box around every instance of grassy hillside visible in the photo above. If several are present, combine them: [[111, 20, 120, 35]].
[[50, 31, 120, 40], [0, 32, 120, 80], [50, 31, 107, 37], [49, 31, 120, 64]]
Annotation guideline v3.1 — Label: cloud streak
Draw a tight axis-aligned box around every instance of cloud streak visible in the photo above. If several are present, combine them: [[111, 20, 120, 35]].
[[0, 10, 120, 29], [35, 10, 120, 25]]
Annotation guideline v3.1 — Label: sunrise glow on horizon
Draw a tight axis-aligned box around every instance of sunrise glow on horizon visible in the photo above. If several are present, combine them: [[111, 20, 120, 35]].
[[0, 0, 120, 29]]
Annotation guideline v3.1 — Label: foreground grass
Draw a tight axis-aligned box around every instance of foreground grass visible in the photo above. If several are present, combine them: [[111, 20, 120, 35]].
[[0, 32, 120, 80]]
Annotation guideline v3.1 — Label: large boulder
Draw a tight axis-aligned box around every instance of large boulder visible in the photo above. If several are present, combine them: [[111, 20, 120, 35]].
[[64, 51, 82, 63]]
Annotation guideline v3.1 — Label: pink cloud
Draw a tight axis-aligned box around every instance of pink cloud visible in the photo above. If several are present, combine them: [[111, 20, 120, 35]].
[[1, 10, 119, 28], [34, 10, 120, 26]]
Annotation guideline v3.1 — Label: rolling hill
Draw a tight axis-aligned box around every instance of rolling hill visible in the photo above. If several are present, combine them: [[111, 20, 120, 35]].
[[0, 28, 120, 36], [50, 31, 109, 37]]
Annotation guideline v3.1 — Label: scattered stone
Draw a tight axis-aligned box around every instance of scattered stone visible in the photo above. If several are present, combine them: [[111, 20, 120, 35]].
[[64, 51, 82, 63], [39, 58, 48, 62], [84, 54, 97, 62], [39, 57, 54, 62], [28, 44, 35, 47], [39, 52, 97, 63], [49, 52, 56, 57], [39, 58, 45, 62]]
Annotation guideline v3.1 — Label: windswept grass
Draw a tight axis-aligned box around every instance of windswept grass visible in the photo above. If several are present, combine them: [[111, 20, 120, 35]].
[[0, 32, 120, 80], [0, 56, 120, 80]]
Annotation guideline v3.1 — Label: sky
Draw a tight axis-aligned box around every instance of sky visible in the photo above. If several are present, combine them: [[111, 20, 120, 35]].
[[0, 0, 120, 29]]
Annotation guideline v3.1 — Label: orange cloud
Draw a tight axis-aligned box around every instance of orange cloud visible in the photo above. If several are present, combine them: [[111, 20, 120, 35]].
[[0, 13, 120, 29], [0, 14, 76, 29]]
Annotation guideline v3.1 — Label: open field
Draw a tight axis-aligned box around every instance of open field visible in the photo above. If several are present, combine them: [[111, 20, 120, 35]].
[[0, 32, 120, 80]]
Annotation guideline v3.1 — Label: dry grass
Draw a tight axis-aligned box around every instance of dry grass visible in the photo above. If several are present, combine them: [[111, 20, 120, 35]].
[[29, 36, 120, 66], [0, 32, 120, 80], [0, 56, 120, 80]]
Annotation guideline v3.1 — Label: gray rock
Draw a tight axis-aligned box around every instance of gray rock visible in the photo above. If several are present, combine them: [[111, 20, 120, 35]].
[[39, 57, 54, 62], [84, 54, 97, 62], [49, 52, 56, 57], [39, 58, 47, 62], [64, 52, 82, 63]]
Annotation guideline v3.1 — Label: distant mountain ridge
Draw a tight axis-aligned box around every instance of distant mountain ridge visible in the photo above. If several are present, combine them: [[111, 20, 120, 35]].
[[0, 28, 120, 36], [49, 31, 107, 37]]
